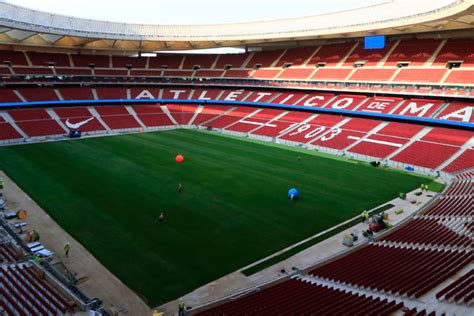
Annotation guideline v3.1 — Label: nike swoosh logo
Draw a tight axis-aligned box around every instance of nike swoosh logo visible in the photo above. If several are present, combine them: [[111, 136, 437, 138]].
[[65, 117, 94, 129]]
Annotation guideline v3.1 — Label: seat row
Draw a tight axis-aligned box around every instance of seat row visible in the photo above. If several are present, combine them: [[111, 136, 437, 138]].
[[196, 278, 403, 315], [0, 264, 74, 316]]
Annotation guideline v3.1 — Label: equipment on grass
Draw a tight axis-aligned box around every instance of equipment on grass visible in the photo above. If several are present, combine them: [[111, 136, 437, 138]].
[[175, 154, 184, 163], [288, 188, 299, 200], [69, 130, 82, 138], [17, 209, 27, 219]]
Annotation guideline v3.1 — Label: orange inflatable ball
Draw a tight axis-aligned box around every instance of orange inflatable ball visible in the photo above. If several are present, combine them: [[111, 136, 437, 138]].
[[175, 155, 184, 163]]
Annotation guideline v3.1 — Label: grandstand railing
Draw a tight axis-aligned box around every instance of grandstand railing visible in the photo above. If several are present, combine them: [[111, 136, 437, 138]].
[[1, 98, 472, 130]]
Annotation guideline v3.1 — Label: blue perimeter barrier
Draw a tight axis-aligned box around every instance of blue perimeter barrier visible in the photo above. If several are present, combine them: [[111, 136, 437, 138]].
[[0, 98, 472, 130]]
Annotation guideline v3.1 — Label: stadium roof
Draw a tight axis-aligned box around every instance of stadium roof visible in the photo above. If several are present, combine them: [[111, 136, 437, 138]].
[[0, 0, 472, 52]]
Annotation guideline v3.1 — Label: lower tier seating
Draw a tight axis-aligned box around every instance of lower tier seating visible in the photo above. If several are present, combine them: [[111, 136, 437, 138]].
[[1, 104, 471, 173], [391, 141, 460, 169], [196, 278, 403, 316], [310, 245, 471, 298], [0, 263, 74, 316], [436, 269, 473, 305]]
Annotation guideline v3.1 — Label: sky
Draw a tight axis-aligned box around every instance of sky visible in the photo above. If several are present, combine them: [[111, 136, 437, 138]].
[[5, 0, 388, 25]]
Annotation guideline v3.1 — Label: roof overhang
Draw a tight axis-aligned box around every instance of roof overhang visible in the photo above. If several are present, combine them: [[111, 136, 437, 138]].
[[0, 0, 472, 53]]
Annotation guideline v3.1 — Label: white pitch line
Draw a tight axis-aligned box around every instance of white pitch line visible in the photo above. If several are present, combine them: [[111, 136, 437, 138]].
[[348, 136, 403, 147]]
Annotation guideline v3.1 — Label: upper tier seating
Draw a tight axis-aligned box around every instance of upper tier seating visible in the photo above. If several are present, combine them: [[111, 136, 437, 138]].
[[348, 68, 397, 82], [95, 87, 127, 99], [0, 50, 28, 65], [111, 56, 147, 69], [0, 38, 472, 87], [433, 39, 474, 67], [27, 51, 71, 67], [310, 68, 353, 81], [0, 88, 22, 102], [444, 69, 474, 84], [275, 47, 317, 67], [17, 88, 59, 102], [384, 39, 442, 66], [214, 54, 249, 69], [278, 68, 314, 80], [246, 51, 283, 68], [71, 54, 109, 67], [60, 87, 95, 100], [343, 41, 395, 66], [392, 68, 447, 83], [148, 55, 184, 69], [182, 55, 218, 69], [307, 43, 355, 66]]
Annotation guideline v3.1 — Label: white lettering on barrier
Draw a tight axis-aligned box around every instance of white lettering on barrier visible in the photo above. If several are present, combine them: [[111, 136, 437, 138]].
[[366, 101, 389, 112], [170, 90, 186, 99], [303, 96, 325, 106], [398, 101, 435, 117], [224, 90, 243, 101], [304, 126, 326, 139], [279, 94, 294, 104], [440, 106, 473, 123], [197, 91, 212, 100], [135, 89, 155, 99], [320, 128, 342, 141], [253, 92, 272, 102], [331, 98, 354, 109]]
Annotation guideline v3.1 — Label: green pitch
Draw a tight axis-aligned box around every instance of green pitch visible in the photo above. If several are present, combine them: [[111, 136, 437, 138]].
[[0, 129, 433, 306]]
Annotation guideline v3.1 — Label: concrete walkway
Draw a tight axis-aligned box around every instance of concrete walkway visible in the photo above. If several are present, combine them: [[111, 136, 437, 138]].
[[159, 186, 440, 314], [0, 171, 151, 316]]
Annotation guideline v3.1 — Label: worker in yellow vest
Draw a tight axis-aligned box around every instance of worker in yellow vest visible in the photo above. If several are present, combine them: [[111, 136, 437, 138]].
[[178, 298, 185, 316]]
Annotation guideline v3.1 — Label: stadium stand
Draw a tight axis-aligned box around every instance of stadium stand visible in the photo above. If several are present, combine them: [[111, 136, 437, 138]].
[[131, 104, 174, 127], [343, 41, 395, 66], [436, 269, 473, 305], [443, 149, 473, 173], [384, 39, 442, 66], [93, 106, 141, 129], [307, 43, 355, 66], [59, 87, 95, 100], [196, 278, 403, 315], [53, 107, 107, 132], [433, 39, 474, 67], [16, 88, 59, 102], [391, 142, 460, 169], [310, 245, 471, 298], [0, 2, 472, 315], [26, 52, 71, 67], [148, 55, 184, 69], [214, 54, 249, 69]]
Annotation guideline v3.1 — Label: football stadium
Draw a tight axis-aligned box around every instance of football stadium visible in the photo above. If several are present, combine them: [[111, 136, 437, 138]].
[[0, 0, 472, 315]]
